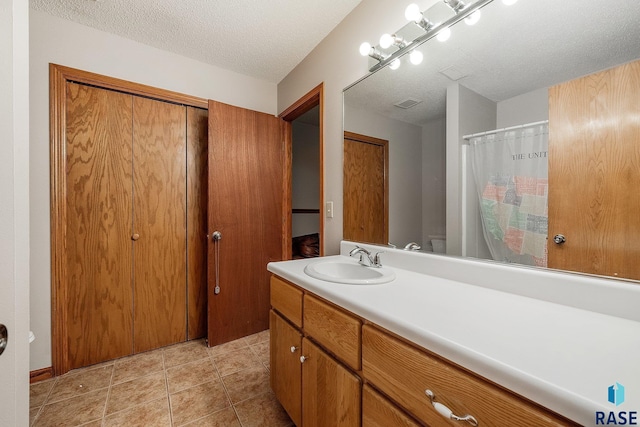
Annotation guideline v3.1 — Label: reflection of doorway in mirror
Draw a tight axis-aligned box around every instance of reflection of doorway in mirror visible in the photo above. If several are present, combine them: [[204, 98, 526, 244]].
[[343, 132, 389, 245]]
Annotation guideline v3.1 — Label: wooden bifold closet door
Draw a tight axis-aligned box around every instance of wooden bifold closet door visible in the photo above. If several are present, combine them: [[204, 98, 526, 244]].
[[64, 82, 207, 369]]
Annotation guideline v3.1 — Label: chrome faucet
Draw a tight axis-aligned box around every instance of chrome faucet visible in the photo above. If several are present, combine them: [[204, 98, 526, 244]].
[[404, 242, 421, 251], [349, 246, 384, 268]]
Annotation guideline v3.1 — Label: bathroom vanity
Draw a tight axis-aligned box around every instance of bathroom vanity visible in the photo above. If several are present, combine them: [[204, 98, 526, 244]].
[[267, 241, 640, 426]]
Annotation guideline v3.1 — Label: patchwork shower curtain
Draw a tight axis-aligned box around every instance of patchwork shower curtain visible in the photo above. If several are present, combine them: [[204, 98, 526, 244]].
[[469, 123, 549, 267]]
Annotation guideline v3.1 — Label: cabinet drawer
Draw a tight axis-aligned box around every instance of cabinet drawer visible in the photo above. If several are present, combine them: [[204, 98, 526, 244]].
[[363, 385, 420, 427], [303, 295, 361, 370], [362, 325, 576, 427], [270, 275, 303, 327]]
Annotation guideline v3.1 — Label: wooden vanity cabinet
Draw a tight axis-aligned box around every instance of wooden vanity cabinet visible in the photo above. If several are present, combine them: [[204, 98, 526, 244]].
[[362, 325, 577, 427], [270, 276, 361, 426], [363, 385, 420, 427]]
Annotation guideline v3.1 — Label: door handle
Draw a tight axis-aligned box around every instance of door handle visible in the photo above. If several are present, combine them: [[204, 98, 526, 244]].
[[553, 234, 566, 244], [0, 324, 7, 356]]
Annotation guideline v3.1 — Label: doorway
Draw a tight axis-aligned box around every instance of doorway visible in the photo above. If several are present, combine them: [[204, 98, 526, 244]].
[[280, 84, 324, 259]]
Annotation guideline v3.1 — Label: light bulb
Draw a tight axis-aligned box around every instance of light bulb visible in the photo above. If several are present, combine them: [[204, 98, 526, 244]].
[[359, 42, 372, 56], [389, 58, 401, 70], [380, 34, 394, 49], [409, 50, 423, 65], [437, 27, 451, 42], [502, 0, 518, 4], [405, 3, 422, 22], [464, 10, 481, 25]]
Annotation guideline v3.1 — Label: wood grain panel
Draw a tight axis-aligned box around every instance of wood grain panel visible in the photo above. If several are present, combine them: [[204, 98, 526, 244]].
[[187, 106, 208, 339], [207, 100, 286, 346], [363, 385, 420, 427], [548, 59, 640, 280], [301, 337, 361, 427], [270, 276, 303, 327], [65, 82, 134, 369], [133, 97, 187, 352], [303, 294, 361, 370], [343, 132, 388, 245], [362, 325, 577, 427], [270, 310, 302, 426]]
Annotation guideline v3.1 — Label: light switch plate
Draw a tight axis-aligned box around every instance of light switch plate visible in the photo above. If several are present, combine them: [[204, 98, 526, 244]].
[[325, 201, 334, 218]]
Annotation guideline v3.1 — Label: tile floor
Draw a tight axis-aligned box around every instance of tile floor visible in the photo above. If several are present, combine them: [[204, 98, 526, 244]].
[[29, 330, 293, 427]]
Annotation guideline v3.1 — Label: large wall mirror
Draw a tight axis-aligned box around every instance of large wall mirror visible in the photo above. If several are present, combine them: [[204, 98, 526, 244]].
[[343, 0, 640, 282]]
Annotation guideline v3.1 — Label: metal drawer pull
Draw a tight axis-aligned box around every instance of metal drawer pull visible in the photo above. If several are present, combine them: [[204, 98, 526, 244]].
[[425, 389, 479, 426], [300, 355, 308, 363], [290, 346, 298, 353]]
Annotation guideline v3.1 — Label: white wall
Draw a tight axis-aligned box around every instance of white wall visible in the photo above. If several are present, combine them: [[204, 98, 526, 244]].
[[292, 121, 321, 237], [0, 0, 30, 424], [421, 117, 446, 247], [29, 10, 278, 371], [344, 105, 423, 246], [446, 84, 495, 259], [278, 0, 440, 255], [497, 87, 549, 128]]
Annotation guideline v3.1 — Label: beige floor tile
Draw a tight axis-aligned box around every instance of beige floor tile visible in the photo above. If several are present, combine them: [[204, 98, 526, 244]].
[[234, 390, 292, 427], [30, 379, 55, 408], [206, 337, 249, 358], [250, 340, 270, 364], [29, 407, 41, 426], [103, 397, 171, 427], [222, 366, 270, 404], [170, 380, 230, 426], [243, 329, 270, 346], [77, 420, 102, 427], [112, 349, 164, 384], [33, 388, 108, 427], [106, 371, 167, 415], [164, 340, 209, 368], [166, 358, 219, 394], [213, 348, 261, 377], [180, 407, 241, 427], [47, 365, 113, 404]]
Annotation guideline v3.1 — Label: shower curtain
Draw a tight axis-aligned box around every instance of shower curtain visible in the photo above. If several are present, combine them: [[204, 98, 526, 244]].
[[469, 123, 548, 267]]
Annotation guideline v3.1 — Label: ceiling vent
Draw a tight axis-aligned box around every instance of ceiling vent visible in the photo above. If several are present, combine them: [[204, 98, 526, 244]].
[[439, 66, 467, 81], [394, 98, 423, 109]]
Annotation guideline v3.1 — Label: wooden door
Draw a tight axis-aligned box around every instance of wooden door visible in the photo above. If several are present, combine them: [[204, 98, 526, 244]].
[[187, 107, 208, 339], [301, 337, 361, 427], [548, 59, 640, 280], [132, 97, 187, 352], [65, 82, 134, 369], [270, 310, 302, 426], [363, 385, 420, 427], [343, 132, 388, 244], [207, 100, 287, 345]]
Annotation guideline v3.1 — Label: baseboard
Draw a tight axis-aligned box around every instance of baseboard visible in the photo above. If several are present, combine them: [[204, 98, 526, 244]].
[[30, 367, 53, 384]]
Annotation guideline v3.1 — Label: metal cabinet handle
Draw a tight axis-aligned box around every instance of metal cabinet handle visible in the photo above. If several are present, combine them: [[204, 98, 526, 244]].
[[290, 346, 298, 353], [300, 355, 308, 363], [425, 390, 478, 426]]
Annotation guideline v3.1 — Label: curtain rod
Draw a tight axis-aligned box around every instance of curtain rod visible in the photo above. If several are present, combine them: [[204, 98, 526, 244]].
[[462, 120, 549, 141]]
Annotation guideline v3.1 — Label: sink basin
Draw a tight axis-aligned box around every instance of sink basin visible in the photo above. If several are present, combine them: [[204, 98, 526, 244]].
[[303, 260, 395, 285]]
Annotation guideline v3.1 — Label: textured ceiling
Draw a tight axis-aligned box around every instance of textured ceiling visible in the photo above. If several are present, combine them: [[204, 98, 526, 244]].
[[30, 0, 362, 83], [345, 0, 640, 126]]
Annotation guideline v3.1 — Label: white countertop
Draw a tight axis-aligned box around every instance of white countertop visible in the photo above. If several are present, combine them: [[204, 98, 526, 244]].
[[268, 243, 640, 426]]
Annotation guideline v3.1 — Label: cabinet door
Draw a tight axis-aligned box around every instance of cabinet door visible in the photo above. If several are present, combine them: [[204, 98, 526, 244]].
[[65, 82, 134, 369], [270, 310, 302, 426], [133, 97, 187, 352], [301, 338, 361, 427], [363, 385, 419, 427]]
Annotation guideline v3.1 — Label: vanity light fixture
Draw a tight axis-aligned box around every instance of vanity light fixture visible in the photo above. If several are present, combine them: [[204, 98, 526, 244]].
[[437, 26, 452, 42], [405, 3, 437, 32], [464, 10, 482, 25], [359, 42, 388, 61], [444, 0, 468, 13], [362, 0, 495, 73], [409, 50, 424, 65], [380, 33, 409, 49]]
